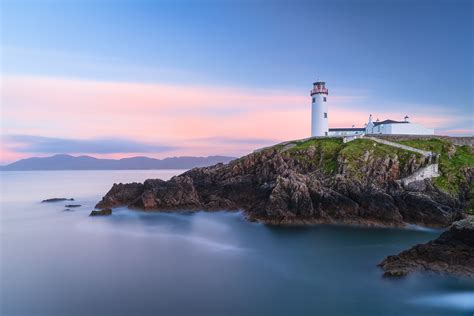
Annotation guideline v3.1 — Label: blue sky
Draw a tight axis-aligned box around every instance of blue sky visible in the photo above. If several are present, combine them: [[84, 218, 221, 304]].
[[1, 0, 473, 162]]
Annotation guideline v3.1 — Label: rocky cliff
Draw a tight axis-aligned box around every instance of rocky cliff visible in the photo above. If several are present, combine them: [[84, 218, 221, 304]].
[[96, 137, 473, 227], [379, 217, 474, 278]]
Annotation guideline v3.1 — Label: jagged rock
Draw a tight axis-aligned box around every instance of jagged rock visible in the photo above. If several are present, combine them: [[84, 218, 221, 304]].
[[42, 198, 74, 203], [89, 209, 112, 216], [394, 190, 464, 228], [355, 190, 403, 224], [404, 179, 429, 192], [379, 217, 474, 278], [96, 183, 144, 209], [95, 138, 470, 227], [129, 176, 202, 210], [266, 173, 314, 218]]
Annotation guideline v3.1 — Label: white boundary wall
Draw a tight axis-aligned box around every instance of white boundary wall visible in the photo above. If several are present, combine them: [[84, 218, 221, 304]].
[[401, 164, 439, 186]]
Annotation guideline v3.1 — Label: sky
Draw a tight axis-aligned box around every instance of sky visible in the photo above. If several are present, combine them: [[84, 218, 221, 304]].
[[1, 0, 473, 164]]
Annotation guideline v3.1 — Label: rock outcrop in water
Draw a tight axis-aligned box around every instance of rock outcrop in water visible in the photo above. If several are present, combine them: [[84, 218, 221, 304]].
[[96, 137, 473, 228], [42, 198, 74, 203], [89, 208, 112, 216], [379, 217, 474, 278]]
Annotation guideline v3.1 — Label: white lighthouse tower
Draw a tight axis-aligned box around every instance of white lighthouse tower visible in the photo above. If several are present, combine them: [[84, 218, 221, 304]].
[[311, 79, 329, 137]]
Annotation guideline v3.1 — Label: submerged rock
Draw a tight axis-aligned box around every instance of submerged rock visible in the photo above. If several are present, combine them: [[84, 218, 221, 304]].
[[379, 217, 474, 278], [65, 204, 81, 208], [89, 209, 112, 216], [42, 198, 74, 203]]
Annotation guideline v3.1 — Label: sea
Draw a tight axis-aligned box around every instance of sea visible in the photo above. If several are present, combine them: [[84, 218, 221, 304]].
[[1, 170, 473, 316]]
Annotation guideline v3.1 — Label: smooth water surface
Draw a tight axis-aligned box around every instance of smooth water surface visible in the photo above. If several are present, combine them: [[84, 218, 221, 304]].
[[1, 170, 473, 316]]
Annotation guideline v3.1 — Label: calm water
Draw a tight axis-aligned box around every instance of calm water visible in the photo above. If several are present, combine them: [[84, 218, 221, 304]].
[[1, 170, 473, 316]]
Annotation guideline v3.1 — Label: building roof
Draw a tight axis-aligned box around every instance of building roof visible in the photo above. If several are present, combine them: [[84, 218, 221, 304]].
[[329, 127, 365, 132], [373, 119, 408, 126]]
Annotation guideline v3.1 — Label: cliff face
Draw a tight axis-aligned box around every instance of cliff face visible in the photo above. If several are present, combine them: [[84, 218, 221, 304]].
[[379, 217, 474, 278], [96, 137, 472, 227]]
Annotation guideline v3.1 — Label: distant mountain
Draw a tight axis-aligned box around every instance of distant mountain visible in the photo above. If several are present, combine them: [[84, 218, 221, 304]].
[[0, 154, 237, 171]]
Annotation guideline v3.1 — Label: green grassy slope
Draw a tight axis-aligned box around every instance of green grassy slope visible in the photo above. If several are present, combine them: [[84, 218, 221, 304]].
[[276, 137, 423, 177], [396, 138, 474, 214], [254, 137, 473, 213], [265, 137, 473, 196], [396, 139, 474, 195]]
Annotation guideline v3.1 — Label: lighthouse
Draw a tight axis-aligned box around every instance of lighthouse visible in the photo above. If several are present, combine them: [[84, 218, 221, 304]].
[[311, 80, 329, 137]]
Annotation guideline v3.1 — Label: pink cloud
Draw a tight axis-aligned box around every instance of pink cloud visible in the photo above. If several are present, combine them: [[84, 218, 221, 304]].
[[0, 75, 466, 164]]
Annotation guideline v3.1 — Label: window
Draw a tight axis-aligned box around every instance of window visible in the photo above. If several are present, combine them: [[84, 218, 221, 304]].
[[312, 97, 315, 103], [324, 112, 327, 118], [323, 97, 327, 102]]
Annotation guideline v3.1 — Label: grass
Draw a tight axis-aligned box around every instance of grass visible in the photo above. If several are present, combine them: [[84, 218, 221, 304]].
[[288, 137, 343, 151], [286, 138, 344, 174], [397, 139, 474, 195], [258, 137, 472, 204], [254, 136, 473, 213], [396, 138, 447, 155], [338, 138, 423, 179], [282, 137, 424, 177]]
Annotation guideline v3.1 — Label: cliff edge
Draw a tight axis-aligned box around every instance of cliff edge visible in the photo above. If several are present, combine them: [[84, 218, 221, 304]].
[[96, 136, 473, 228]]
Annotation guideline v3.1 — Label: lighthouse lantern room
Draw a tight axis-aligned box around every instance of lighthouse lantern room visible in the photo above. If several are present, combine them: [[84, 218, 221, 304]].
[[311, 80, 329, 137]]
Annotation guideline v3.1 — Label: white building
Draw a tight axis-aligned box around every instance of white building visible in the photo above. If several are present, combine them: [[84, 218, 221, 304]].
[[327, 127, 365, 136], [365, 114, 434, 135], [310, 80, 329, 137], [311, 80, 434, 136]]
